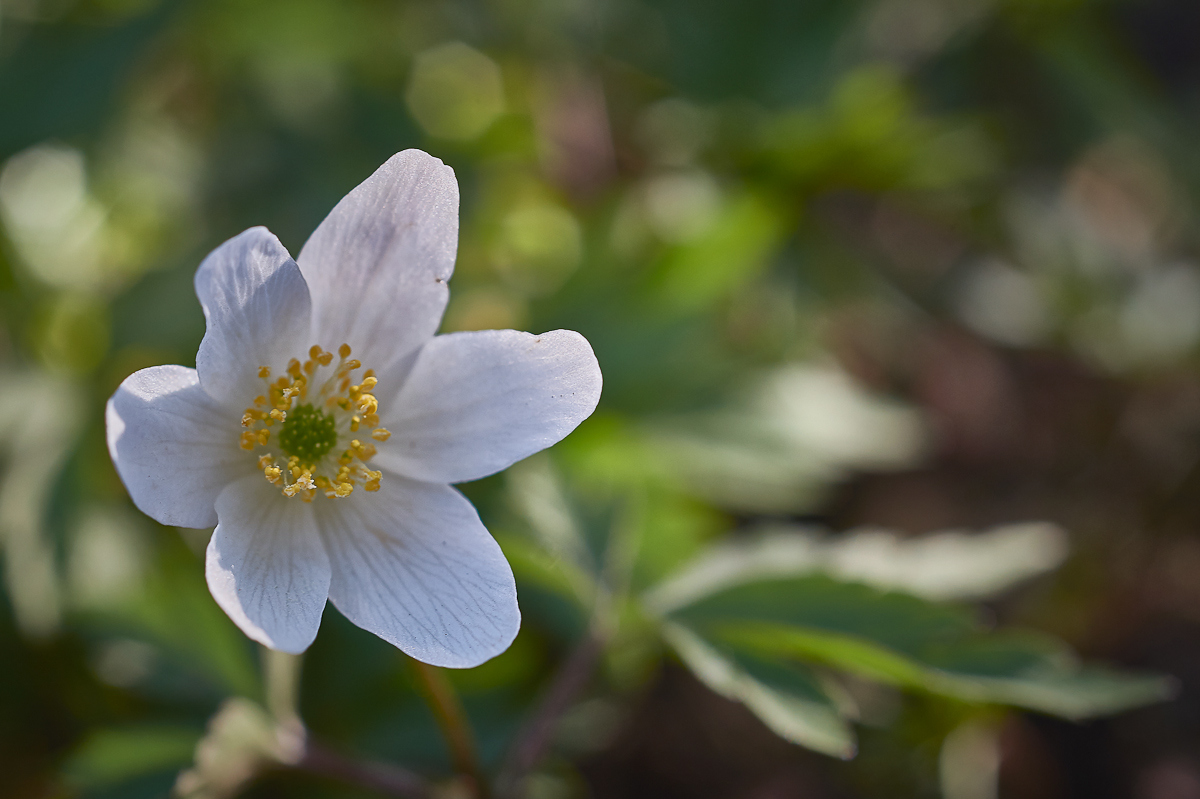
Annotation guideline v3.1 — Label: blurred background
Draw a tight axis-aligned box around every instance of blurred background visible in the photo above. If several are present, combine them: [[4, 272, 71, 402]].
[[3, 0, 1200, 797]]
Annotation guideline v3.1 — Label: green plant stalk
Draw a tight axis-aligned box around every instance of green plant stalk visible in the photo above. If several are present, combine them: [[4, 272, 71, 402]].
[[263, 647, 303, 726], [409, 658, 488, 797]]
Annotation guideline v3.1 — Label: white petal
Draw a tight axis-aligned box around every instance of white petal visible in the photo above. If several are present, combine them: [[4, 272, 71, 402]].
[[320, 476, 518, 668], [194, 227, 312, 407], [206, 474, 331, 654], [107, 365, 250, 528], [374, 329, 602, 484], [296, 150, 458, 391]]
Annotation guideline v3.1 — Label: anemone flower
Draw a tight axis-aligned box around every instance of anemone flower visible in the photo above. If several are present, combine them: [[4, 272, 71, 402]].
[[106, 150, 602, 667]]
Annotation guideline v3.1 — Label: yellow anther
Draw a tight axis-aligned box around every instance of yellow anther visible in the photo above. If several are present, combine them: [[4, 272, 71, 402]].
[[275, 376, 290, 388], [287, 358, 302, 377], [345, 359, 361, 370], [334, 482, 353, 498], [269, 409, 287, 422], [257, 429, 270, 445], [364, 413, 380, 427], [283, 470, 316, 497], [357, 395, 378, 415], [364, 479, 381, 492], [258, 454, 274, 469], [241, 413, 255, 428], [360, 376, 378, 392], [258, 366, 271, 379], [358, 442, 377, 460], [303, 360, 316, 375], [264, 466, 282, 484], [309, 345, 323, 361], [317, 351, 333, 366], [363, 369, 376, 379], [239, 432, 257, 450], [371, 428, 391, 441], [350, 415, 361, 432], [254, 395, 267, 407]]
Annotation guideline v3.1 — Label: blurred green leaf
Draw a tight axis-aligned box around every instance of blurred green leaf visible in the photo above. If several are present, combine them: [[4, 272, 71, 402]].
[[62, 725, 200, 788], [118, 540, 260, 699], [496, 531, 595, 608], [650, 189, 790, 313], [644, 522, 1068, 614], [647, 365, 927, 514]]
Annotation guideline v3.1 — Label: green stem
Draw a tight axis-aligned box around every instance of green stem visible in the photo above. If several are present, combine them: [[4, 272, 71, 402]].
[[408, 658, 488, 798], [263, 647, 303, 726]]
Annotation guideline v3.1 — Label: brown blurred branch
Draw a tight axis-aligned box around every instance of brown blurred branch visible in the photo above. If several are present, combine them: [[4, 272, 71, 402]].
[[496, 630, 606, 799], [294, 740, 432, 798]]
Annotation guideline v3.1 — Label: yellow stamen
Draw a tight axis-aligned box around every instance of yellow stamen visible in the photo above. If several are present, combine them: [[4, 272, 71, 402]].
[[237, 341, 390, 500]]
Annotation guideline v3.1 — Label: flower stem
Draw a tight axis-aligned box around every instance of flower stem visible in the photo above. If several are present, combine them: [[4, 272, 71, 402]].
[[263, 647, 303, 726], [408, 658, 489, 798]]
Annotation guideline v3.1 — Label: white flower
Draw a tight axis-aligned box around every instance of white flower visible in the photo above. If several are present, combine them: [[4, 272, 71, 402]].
[[106, 150, 602, 667]]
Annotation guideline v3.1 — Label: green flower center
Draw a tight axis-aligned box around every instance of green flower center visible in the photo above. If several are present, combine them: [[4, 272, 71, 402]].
[[277, 403, 337, 463]]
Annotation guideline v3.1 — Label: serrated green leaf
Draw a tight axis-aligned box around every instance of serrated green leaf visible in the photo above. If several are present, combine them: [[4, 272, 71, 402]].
[[670, 575, 1173, 719], [670, 574, 976, 654], [723, 620, 1172, 719], [663, 622, 856, 758]]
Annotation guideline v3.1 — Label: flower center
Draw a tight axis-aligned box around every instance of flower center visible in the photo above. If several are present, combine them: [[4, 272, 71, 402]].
[[237, 343, 392, 501], [277, 404, 338, 463]]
